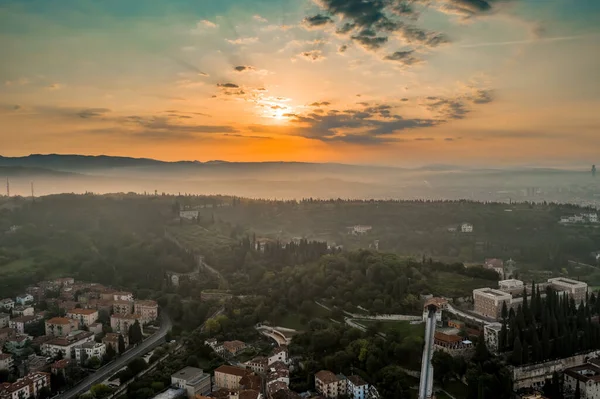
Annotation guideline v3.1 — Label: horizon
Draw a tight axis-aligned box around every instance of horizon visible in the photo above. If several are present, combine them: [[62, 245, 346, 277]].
[[1, 0, 599, 165]]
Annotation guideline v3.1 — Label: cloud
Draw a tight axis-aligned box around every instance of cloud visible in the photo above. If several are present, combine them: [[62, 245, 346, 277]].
[[198, 19, 218, 28], [226, 37, 259, 45], [190, 19, 219, 34], [47, 83, 62, 90], [217, 83, 239, 88], [338, 45, 348, 53], [351, 35, 388, 51], [384, 50, 421, 65], [78, 108, 111, 119], [4, 78, 29, 86], [223, 133, 272, 140], [234, 65, 255, 72], [303, 14, 334, 28], [310, 102, 331, 107], [437, 0, 516, 17], [253, 15, 268, 23], [423, 89, 494, 119], [299, 50, 325, 62], [471, 89, 494, 104]]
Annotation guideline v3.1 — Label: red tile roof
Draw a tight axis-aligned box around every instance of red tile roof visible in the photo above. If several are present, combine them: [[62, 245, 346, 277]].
[[315, 370, 338, 385], [215, 365, 248, 377]]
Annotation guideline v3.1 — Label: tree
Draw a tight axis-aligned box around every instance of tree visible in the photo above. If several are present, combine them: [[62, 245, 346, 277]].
[[501, 301, 508, 321], [118, 334, 125, 355], [128, 320, 143, 345], [575, 381, 581, 399], [432, 351, 454, 387], [90, 384, 113, 398], [473, 331, 489, 363], [186, 355, 199, 367], [512, 337, 523, 365], [105, 343, 116, 361]]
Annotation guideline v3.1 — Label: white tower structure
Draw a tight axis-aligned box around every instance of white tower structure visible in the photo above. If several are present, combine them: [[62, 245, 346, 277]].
[[418, 303, 440, 399]]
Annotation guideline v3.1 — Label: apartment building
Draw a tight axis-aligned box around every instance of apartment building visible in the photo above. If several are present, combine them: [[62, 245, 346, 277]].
[[0, 314, 9, 329], [564, 363, 600, 399], [9, 316, 37, 334], [0, 371, 50, 399], [113, 300, 134, 315], [315, 371, 346, 398], [0, 354, 13, 371], [268, 346, 289, 365], [171, 366, 212, 398], [134, 300, 158, 323], [346, 375, 369, 399], [548, 277, 588, 304], [66, 308, 99, 327], [74, 342, 106, 364], [214, 365, 249, 390], [45, 317, 79, 337], [110, 314, 143, 335], [102, 333, 128, 353], [41, 331, 94, 360]]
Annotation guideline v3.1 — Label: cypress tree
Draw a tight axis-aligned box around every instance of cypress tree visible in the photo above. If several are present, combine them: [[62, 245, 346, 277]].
[[575, 380, 581, 399], [512, 337, 523, 365]]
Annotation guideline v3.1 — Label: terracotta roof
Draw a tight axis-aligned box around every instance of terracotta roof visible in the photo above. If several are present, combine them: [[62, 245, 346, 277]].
[[51, 359, 71, 369], [240, 374, 262, 390], [239, 390, 261, 399], [215, 365, 248, 378], [11, 315, 36, 323], [434, 332, 463, 343], [134, 300, 157, 307], [67, 308, 97, 315], [46, 317, 72, 325], [224, 340, 246, 351], [315, 370, 338, 384], [424, 297, 448, 309], [270, 345, 288, 356]]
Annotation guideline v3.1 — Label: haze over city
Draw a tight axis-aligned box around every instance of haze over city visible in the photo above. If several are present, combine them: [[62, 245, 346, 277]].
[[1, 0, 599, 167]]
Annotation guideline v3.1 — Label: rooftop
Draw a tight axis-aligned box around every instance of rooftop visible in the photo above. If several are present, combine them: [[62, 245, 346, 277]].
[[215, 365, 248, 377], [11, 315, 36, 323], [171, 366, 204, 382], [347, 375, 368, 387], [549, 277, 586, 286], [434, 332, 464, 344], [67, 308, 97, 315], [135, 300, 158, 307], [46, 317, 72, 325], [315, 370, 338, 385], [474, 288, 511, 298], [150, 388, 186, 399], [564, 363, 600, 383]]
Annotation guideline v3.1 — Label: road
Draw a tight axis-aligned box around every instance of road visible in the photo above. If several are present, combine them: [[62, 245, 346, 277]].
[[61, 312, 172, 399]]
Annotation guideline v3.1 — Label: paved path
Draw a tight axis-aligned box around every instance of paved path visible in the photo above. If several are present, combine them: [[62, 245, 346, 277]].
[[61, 312, 172, 399]]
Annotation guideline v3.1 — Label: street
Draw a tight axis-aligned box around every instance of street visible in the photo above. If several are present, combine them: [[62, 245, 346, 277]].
[[60, 312, 172, 399]]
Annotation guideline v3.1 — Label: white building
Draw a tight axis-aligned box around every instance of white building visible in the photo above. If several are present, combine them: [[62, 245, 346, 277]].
[[66, 308, 99, 327], [11, 306, 34, 317], [74, 342, 106, 364], [45, 317, 79, 337], [268, 346, 289, 366], [0, 313, 9, 328], [315, 370, 346, 398], [484, 323, 503, 354], [346, 375, 369, 399], [110, 314, 143, 335], [113, 292, 134, 302], [350, 225, 372, 235], [0, 353, 14, 370], [171, 367, 212, 398], [548, 277, 588, 304], [204, 338, 224, 354], [15, 294, 34, 306], [564, 363, 600, 399], [41, 331, 95, 360], [134, 300, 158, 323], [498, 279, 524, 290], [9, 316, 37, 334], [180, 210, 199, 220], [461, 223, 474, 233], [0, 299, 15, 310]]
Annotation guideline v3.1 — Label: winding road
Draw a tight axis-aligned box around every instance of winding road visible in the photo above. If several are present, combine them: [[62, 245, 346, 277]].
[[60, 312, 172, 399]]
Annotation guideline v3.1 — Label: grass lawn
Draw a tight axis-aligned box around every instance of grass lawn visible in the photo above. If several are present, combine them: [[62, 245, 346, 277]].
[[274, 303, 332, 331], [355, 319, 425, 338], [0, 258, 36, 276], [429, 271, 496, 298]]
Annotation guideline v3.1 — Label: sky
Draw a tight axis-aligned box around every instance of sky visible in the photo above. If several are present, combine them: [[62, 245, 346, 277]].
[[0, 0, 599, 166]]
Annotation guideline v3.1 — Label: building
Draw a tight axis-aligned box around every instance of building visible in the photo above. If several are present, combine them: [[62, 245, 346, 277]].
[[0, 314, 9, 329], [171, 367, 212, 398], [180, 210, 199, 220], [50, 359, 71, 376], [223, 340, 247, 356], [3, 335, 31, 357], [23, 354, 48, 373], [113, 300, 134, 315], [350, 225, 372, 235], [434, 332, 473, 356], [266, 361, 289, 386], [88, 322, 103, 335], [66, 308, 99, 327], [461, 223, 474, 233], [0, 299, 14, 311], [268, 346, 288, 366], [113, 292, 134, 302], [0, 354, 13, 371], [110, 314, 143, 335], [548, 277, 588, 304], [315, 371, 345, 398], [346, 375, 369, 399], [0, 371, 51, 399], [15, 294, 34, 306], [473, 288, 512, 319], [9, 316, 37, 334], [74, 342, 106, 364], [246, 357, 268, 374], [484, 323, 503, 354], [484, 259, 505, 278], [134, 300, 159, 323], [102, 333, 128, 353], [45, 317, 78, 337], [422, 297, 448, 325], [205, 338, 224, 354], [498, 279, 524, 291], [447, 320, 465, 330], [214, 365, 249, 390], [11, 305, 34, 317], [41, 331, 94, 360], [564, 363, 600, 399]]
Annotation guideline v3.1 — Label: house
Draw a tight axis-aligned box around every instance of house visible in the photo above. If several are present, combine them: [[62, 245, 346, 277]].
[[179, 210, 199, 220], [54, 277, 75, 287], [315, 371, 346, 398], [50, 359, 71, 376], [214, 365, 249, 390], [9, 316, 37, 334], [0, 313, 9, 329], [484, 259, 505, 278], [240, 373, 263, 391], [113, 300, 134, 315], [434, 332, 473, 356], [74, 342, 106, 364], [110, 314, 143, 335], [0, 299, 15, 311], [102, 333, 128, 353], [0, 353, 13, 371], [268, 346, 288, 365], [0, 328, 17, 346], [41, 331, 94, 360], [15, 294, 34, 306], [346, 375, 369, 399], [45, 317, 79, 337], [171, 367, 212, 398], [3, 335, 31, 357], [205, 338, 224, 354], [461, 223, 474, 233], [113, 292, 134, 302], [0, 377, 31, 399], [23, 354, 49, 373], [246, 357, 268, 374], [223, 340, 247, 356], [66, 308, 99, 327], [350, 225, 372, 235], [11, 305, 34, 317], [134, 300, 158, 323], [266, 361, 290, 386], [88, 322, 103, 335], [267, 381, 291, 399], [563, 363, 600, 399]]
